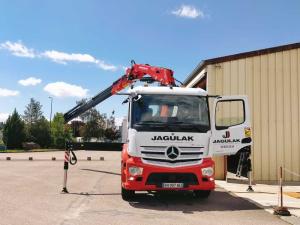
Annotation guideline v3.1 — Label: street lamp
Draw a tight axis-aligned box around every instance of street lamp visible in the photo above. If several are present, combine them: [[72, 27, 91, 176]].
[[49, 96, 53, 128]]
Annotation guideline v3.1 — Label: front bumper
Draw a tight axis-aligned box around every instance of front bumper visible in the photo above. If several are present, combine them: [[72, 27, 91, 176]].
[[122, 157, 215, 191]]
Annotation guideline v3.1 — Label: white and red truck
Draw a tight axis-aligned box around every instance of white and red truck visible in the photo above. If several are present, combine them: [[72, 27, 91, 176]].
[[62, 61, 252, 200]]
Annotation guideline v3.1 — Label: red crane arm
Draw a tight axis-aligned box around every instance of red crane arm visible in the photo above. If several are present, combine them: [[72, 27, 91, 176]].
[[64, 61, 175, 123], [111, 63, 175, 94]]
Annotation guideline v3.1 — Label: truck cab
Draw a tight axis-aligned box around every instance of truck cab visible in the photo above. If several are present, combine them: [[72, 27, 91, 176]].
[[121, 86, 252, 200]]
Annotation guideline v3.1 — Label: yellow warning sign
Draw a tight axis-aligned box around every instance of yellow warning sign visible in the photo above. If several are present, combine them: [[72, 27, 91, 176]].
[[244, 127, 251, 138]]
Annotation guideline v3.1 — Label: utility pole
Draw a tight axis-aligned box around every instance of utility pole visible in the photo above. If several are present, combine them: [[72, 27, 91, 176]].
[[49, 96, 53, 128]]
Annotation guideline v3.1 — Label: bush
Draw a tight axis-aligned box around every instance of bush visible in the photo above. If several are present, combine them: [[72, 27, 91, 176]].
[[28, 117, 51, 148], [51, 113, 72, 149]]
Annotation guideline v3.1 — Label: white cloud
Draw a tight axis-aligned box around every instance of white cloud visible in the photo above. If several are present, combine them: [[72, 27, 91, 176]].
[[0, 113, 9, 122], [42, 50, 96, 64], [95, 60, 117, 71], [18, 77, 42, 86], [0, 41, 36, 58], [172, 5, 204, 19], [44, 82, 88, 98], [42, 50, 117, 71], [0, 88, 19, 97], [0, 41, 118, 71]]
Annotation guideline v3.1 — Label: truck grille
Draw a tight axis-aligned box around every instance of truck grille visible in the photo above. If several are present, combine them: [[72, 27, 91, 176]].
[[140, 146, 204, 167]]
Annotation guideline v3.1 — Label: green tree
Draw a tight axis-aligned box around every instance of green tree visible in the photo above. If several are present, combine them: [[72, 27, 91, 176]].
[[30, 117, 51, 148], [104, 112, 120, 141], [81, 109, 106, 141], [23, 98, 43, 125], [0, 122, 4, 145], [76, 99, 103, 122], [23, 98, 51, 147], [3, 109, 26, 149], [51, 113, 72, 148], [104, 127, 120, 141]]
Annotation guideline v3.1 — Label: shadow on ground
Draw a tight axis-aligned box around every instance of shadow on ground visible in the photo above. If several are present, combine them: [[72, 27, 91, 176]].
[[80, 168, 262, 213], [128, 188, 260, 213]]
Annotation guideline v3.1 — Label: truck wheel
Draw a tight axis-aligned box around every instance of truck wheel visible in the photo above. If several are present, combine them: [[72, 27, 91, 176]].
[[194, 190, 211, 199], [121, 186, 135, 201]]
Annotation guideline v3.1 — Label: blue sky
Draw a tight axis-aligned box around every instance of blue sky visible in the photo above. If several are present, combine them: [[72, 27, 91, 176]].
[[0, 0, 299, 124]]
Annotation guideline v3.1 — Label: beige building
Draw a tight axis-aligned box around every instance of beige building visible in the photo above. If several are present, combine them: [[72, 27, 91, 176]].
[[184, 43, 300, 182]]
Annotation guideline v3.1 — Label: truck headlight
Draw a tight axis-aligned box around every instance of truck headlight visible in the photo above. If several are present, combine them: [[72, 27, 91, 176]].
[[128, 166, 143, 176], [202, 167, 214, 177]]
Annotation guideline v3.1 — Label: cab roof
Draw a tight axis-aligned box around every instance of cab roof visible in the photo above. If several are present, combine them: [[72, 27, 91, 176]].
[[127, 86, 207, 96]]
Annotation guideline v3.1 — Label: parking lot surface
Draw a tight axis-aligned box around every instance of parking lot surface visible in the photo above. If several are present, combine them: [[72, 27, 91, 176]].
[[0, 151, 289, 225]]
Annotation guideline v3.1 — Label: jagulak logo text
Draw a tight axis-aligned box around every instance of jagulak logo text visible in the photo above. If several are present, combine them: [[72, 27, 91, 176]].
[[151, 136, 194, 141]]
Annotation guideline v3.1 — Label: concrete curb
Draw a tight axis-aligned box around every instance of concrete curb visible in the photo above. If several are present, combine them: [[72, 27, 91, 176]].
[[216, 180, 300, 225]]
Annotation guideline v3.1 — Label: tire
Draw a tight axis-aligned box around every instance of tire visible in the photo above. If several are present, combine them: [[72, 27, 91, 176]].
[[121, 186, 135, 201], [194, 190, 211, 199]]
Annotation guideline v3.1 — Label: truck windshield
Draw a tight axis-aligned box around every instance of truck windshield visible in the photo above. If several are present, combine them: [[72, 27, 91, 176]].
[[131, 94, 210, 132]]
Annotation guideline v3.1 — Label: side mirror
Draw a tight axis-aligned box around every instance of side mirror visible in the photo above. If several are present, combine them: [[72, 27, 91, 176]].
[[133, 94, 142, 102]]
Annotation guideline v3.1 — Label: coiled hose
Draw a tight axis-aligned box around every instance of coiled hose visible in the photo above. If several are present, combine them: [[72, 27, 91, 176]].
[[69, 149, 77, 165]]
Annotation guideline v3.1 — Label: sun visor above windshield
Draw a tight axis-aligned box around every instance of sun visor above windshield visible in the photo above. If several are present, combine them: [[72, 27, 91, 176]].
[[127, 86, 207, 96]]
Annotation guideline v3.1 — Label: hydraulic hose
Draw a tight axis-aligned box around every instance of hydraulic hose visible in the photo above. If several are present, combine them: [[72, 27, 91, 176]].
[[69, 149, 77, 165]]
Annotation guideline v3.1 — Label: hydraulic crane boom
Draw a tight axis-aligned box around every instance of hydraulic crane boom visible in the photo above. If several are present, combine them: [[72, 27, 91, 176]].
[[64, 61, 175, 123]]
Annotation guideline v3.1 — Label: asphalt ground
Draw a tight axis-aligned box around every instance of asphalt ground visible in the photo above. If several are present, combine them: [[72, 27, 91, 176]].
[[0, 151, 289, 225]]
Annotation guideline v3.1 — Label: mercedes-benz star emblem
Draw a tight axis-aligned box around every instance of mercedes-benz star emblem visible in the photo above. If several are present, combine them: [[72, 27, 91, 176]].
[[166, 146, 180, 160]]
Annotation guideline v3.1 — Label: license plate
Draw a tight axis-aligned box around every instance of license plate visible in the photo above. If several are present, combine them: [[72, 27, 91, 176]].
[[162, 183, 184, 188]]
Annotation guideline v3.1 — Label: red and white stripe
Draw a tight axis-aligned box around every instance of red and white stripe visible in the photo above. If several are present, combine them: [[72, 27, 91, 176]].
[[64, 150, 70, 162]]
